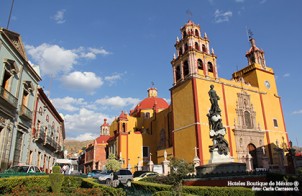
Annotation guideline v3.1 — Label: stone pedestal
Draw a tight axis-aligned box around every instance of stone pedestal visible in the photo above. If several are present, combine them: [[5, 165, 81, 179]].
[[209, 149, 234, 164], [162, 160, 170, 176], [261, 156, 269, 170]]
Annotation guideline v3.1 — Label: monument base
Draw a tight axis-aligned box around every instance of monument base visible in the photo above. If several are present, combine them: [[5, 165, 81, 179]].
[[195, 162, 246, 177], [209, 148, 234, 164]]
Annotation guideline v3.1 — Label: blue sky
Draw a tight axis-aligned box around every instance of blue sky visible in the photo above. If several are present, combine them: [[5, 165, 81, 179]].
[[1, 0, 301, 144]]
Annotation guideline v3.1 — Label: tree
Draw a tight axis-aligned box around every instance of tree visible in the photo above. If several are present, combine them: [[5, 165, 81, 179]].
[[168, 158, 194, 194], [105, 154, 121, 172]]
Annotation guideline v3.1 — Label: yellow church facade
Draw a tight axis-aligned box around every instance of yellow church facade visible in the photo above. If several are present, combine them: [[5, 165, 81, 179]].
[[106, 20, 289, 173]]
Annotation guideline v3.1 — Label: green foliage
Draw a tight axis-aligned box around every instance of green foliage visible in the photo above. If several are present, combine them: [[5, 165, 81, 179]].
[[105, 153, 121, 172], [133, 181, 254, 196], [0, 176, 50, 194], [49, 173, 64, 193], [168, 158, 194, 192], [52, 165, 61, 173], [81, 178, 126, 196], [0, 175, 125, 195]]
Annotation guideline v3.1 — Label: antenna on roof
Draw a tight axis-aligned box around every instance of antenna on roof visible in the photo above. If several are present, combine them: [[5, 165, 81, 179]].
[[151, 81, 155, 87], [6, 0, 15, 29]]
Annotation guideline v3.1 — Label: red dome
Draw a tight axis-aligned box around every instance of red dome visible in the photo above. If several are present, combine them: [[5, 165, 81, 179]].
[[130, 97, 169, 116]]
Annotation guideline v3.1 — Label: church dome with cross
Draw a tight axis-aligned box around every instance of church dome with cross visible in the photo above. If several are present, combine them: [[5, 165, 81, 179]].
[[130, 87, 169, 117]]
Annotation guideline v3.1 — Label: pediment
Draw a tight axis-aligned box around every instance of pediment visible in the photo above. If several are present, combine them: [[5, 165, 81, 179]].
[[2, 29, 28, 61]]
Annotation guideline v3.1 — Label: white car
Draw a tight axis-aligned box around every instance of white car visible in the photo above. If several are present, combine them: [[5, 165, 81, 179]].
[[98, 169, 133, 187]]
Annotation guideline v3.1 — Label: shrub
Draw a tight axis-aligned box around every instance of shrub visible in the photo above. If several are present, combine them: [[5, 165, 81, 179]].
[[132, 181, 254, 196], [52, 165, 61, 173]]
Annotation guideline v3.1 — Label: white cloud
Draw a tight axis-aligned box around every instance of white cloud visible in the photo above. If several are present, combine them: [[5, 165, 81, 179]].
[[53, 9, 66, 24], [51, 97, 87, 112], [104, 73, 124, 85], [292, 110, 302, 115], [61, 71, 103, 94], [283, 73, 290, 77], [96, 96, 140, 108], [75, 47, 110, 59], [26, 44, 77, 76], [214, 9, 233, 23], [26, 44, 110, 76], [63, 108, 113, 139]]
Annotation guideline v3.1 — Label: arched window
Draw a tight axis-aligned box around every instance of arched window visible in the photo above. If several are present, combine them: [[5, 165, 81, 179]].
[[197, 59, 203, 70], [195, 42, 200, 50], [202, 44, 207, 53], [244, 111, 252, 129], [195, 29, 199, 37], [179, 48, 183, 56], [208, 62, 213, 73], [122, 123, 126, 133], [176, 66, 181, 81], [183, 61, 189, 76], [183, 31, 187, 38], [184, 43, 188, 52]]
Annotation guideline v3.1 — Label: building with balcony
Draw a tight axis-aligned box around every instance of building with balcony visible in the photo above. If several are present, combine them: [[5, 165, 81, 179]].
[[0, 28, 41, 171], [29, 87, 65, 173]]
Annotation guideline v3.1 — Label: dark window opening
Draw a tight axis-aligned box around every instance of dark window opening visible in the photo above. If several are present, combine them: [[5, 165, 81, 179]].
[[195, 29, 199, 37], [197, 59, 203, 70], [143, 146, 149, 158], [273, 119, 278, 127], [202, 44, 207, 53], [195, 42, 200, 50], [122, 123, 126, 132], [208, 62, 213, 73], [184, 43, 188, 52], [183, 31, 187, 38], [179, 48, 183, 56], [183, 61, 189, 76], [176, 66, 181, 81]]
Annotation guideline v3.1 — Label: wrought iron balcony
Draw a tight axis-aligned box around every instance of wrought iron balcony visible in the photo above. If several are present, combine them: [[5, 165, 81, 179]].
[[34, 129, 45, 143], [44, 135, 57, 151], [19, 104, 33, 120], [0, 86, 18, 108]]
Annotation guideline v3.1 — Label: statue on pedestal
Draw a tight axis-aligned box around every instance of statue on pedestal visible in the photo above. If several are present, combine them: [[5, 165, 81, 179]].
[[207, 85, 229, 155]]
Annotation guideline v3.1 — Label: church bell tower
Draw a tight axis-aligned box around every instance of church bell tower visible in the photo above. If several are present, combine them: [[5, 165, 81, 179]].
[[171, 20, 218, 86]]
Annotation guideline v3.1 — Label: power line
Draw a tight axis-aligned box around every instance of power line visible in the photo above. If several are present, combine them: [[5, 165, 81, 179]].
[[7, 0, 15, 29]]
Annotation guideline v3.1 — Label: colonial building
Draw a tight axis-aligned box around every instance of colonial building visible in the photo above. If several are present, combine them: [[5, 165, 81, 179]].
[[107, 20, 289, 173], [0, 28, 41, 171], [84, 119, 110, 173], [30, 87, 65, 173]]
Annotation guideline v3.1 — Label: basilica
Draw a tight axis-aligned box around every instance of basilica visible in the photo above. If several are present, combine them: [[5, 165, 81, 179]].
[[97, 20, 289, 173]]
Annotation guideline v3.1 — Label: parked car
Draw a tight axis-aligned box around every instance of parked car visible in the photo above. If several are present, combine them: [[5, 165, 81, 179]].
[[133, 172, 158, 181], [5, 165, 43, 173], [87, 170, 102, 178], [98, 169, 133, 187]]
